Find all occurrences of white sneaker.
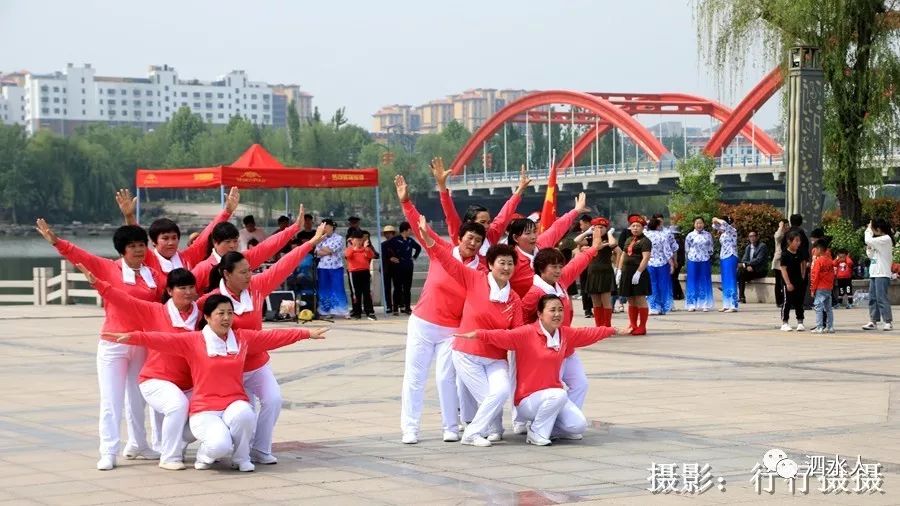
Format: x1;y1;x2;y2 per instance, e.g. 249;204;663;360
725;308;738;313
780;323;793;331
687;308;696;312
825;328;836;333
885;323;894;331
401;432;418;444
648;309;660;315
862;322;877;330
232;461;255;472
123;446;160;460
613;303;624;313
811;327;824;334
96;455;116;471
250;449;278;465
486;433;502;443
512;421;527;435
553;433;583;441
525;429;551;446
442;431;460;442
461;436;492;447
795;323;806;332
194;460;212;470
702;308;709;312
158;461;185;471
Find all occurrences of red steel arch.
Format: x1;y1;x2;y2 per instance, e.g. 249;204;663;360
704;67;784;157
448;91;670;175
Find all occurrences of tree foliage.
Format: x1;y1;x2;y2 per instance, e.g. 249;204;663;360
668;154;723;229
696;0;900;226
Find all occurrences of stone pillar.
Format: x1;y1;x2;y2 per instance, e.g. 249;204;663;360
785;46;825;226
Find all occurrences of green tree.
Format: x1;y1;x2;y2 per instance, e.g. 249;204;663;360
696;0;900;225
287;99;301;152
668;154;723;229
167;106;207;152
0;124;29;223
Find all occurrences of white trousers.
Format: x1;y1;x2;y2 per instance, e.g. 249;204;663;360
400;315;460;434
561;353;588;409
452;351;509;440
139;379;192;463
96;340;149;456
243;362;281;455
189;400;255;466
458;378;477;424
516;388;588;440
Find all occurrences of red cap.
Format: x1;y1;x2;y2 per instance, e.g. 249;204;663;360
591;217;610;227
627;214;647;225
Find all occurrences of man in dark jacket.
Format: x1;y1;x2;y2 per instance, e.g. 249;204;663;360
380;225;398;315
386;221;421;315
738;230;769;303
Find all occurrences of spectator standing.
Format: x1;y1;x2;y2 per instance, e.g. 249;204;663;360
809;241;835;333
738;230;769;303
381;226;398;315
862;219;895;331
779;230;808;332
387;221;422;315
314;219;349;318
296;214;316;242
239;215;267;252
772;219;788;307
833;249;854;308
346;230;377;320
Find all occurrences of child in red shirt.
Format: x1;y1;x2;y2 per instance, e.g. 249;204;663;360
833;249;854;308
810;241;835;333
345;229;377;320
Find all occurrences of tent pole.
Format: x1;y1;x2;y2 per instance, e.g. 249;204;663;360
136;187;141;224
284;188;289;217
220;185;225;209
374;186;387;315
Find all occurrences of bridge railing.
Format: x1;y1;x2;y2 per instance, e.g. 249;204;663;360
448;155;784;186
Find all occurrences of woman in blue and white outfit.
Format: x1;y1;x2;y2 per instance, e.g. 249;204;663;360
644;217;676;315
712;216;739;312
684;217;714;312
315;219;350;318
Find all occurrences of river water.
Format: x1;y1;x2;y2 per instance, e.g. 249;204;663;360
0;235;116;280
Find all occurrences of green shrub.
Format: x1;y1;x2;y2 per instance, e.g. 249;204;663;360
718;203;783;263
861;197;900;227
824;218;866;262
669;155;722;230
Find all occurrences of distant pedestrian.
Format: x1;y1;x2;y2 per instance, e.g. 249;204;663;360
772;219;788;307
862;219;894;331
387;221;421;315
809;240;835;333
738;230;768;303
779;230;808;332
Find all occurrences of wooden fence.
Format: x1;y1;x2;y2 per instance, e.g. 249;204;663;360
0;261;102;306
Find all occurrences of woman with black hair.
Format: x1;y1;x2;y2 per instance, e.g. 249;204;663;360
35;220;166;470
643;217;676;316
862;218;895;331
197;218;326;464
432;157;530;257
454;294;619;445
78;266;200;471
684;217;715;312
101;295;327;472
617;214;652;335
712;216;739;312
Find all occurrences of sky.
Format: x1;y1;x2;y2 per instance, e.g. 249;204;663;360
0;0;783;130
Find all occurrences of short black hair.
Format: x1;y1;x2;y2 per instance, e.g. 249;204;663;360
652;213;664;220
161;268;197;304
211;222;240;243
148;218;180;243
789;213;803;227
810;227;825;239
202;294;233;317
812;239;829;251
243;215;256;226
399;221;411;233
247;238;260;247
322;218;335;227
533;248;566;275
113;225;149;255
303;213;313;220
693;216;706;224
537;294;563;313
507;218;536;245
647;217;662;231
208;251;246;293
463;205;489;223
785;230;803;244
486;243;518;265
277;215;290;224
458;222;486;241
578;213;592;224
348;229;365;239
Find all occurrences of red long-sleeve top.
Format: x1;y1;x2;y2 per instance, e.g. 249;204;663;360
144;209;231;273
810;252;836;293
401;199;486;328
192;222;300;294
93;279;194;390
521;247;598;358
509;209;581;298
441;190;521;248
345;246;375;272
834;256;854;280
475;322;614;405
122;328;311;414
425;240;523;360
54;239;166;333
198;240;315;372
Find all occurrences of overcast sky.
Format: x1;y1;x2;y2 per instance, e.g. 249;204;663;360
0;0;782;129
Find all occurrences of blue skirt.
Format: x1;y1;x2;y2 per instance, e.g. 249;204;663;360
685;260;713;310
647;264;673;314
317;267;349;317
720;255;739;310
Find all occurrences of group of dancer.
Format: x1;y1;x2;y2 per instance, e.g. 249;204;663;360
36;188;330;472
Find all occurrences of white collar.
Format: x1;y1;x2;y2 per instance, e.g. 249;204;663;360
516;246;536;267
166;299;199;331
120;261;156;288
478;238;491;257
153;248;184;273
538;321;561;351
487;273;510;303
532;274;567;298
211;250;223;264
219;279;253;315
202;325;239;357
452;246;480;270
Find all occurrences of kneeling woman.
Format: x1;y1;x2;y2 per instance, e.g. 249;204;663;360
102;295;326;472
455;295;618;445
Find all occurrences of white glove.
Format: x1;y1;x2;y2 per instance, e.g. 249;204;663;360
631;271;642;285
615;269;622;287
608;228;615;236
892;273;898;280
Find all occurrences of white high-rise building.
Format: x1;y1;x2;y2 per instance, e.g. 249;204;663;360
0;64;313;136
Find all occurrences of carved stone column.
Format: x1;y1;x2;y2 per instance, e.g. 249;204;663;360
785;46;825;226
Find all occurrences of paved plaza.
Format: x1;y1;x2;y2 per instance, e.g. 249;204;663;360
0;302;899;505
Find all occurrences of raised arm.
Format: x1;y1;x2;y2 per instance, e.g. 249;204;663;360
421;218;477;289
90;277;159;330
487;167;529;244
397;175;449;247
566;326;616;349
103;331;195;355
461;326;531;351
115;189;139;226
181;188;238;266
439;190;463;246
244;214;301;269
242;327;326;354
537;192;587;249
37;219;118;281
253;223;323;296
559;245;598;289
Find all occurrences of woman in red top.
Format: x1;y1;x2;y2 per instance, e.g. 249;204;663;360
81;266;200;471
102;295;327;472
197;221;325;464
506;193;589;297
518;231;601;429
36;219;166;470
455;294;619;445
419;216;522;448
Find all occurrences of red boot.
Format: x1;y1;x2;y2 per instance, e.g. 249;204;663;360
600;307;614;327
592;307;604;327
626;305;638;334
631;307;649;335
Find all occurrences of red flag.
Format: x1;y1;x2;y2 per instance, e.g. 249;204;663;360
539;164;558;233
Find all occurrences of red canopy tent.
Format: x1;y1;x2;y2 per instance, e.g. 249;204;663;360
135;143;381;227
